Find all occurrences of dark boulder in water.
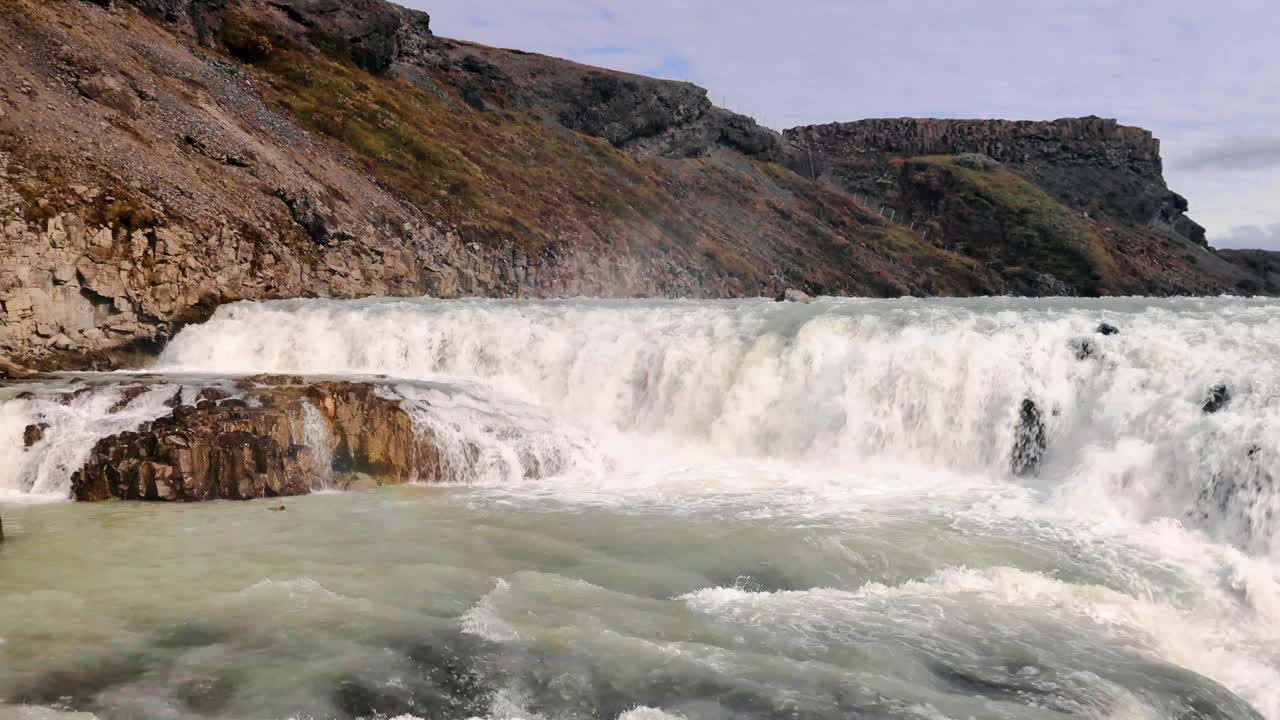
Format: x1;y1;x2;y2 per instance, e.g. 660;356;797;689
1070;338;1096;360
1203;385;1231;414
1011;399;1047;477
197;386;231;403
23;422;48;448
106;385;149;413
1096;323;1120;336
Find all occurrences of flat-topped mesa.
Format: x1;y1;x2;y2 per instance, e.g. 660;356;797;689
786;116;1163;175
786;116;1202;245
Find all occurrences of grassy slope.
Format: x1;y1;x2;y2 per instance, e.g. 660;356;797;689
215;11;989;296
903;156;1133;295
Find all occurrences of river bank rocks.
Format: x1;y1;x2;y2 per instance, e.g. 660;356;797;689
70;378;439;501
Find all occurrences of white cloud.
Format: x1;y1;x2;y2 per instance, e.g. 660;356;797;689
1177;138;1280;171
407;0;1280;239
1214;223;1280;250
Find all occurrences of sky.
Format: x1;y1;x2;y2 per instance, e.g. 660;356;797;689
404;1;1280;250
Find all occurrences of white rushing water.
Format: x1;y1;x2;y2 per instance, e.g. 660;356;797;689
153;297;1280;556
0;382;187;502
3;296;1280;720
297;401;336;490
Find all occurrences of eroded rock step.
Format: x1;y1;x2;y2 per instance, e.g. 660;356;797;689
67;375;441;501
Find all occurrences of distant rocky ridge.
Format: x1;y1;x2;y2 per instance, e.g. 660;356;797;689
781;117;1259;296
0;0;1275;374
787;117;1203;244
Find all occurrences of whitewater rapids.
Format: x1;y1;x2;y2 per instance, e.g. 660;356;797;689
1;296;1279;720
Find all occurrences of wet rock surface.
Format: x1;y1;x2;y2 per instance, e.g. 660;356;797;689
23;421;48;447
70;378;439;501
1011;399;1048;477
1070;338;1097;361
776;287;813;303
1203;384;1232;414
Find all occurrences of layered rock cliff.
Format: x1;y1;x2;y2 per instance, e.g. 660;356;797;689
0;0;1273;373
786;117;1190;236
783;118;1266;297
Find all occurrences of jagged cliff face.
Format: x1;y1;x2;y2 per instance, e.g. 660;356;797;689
0;0;1272;372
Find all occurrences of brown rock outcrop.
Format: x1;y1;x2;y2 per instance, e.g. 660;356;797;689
70;379;440;501
788;116;1163;169
23;422;48;447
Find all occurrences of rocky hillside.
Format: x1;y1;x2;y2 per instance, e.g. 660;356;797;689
785;118;1266;296
0;0;1273;373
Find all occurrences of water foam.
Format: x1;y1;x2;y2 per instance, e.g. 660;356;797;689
681;564;1279;717
155;297;1280;554
297;402;334;489
0;382;182;501
383;382;612;487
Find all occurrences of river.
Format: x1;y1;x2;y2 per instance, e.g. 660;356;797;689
1;297;1278;719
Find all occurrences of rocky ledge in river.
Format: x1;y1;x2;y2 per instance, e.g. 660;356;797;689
70;377;440;501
